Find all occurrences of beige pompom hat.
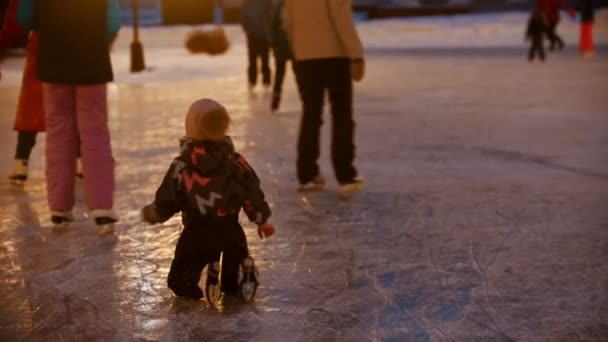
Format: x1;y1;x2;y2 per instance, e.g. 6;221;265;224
185;98;230;141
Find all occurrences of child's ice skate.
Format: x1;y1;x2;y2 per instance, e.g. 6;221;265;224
239;256;259;302
91;209;118;236
202;252;223;305
8;159;28;186
51;211;74;229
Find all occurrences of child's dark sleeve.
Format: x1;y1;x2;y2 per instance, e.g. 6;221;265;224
151;159;187;223
235;153;271;225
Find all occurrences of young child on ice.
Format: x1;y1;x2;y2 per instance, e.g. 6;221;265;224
141;98;276;303
526;10;547;62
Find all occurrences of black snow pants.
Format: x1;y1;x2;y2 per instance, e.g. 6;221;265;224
167;217;249;299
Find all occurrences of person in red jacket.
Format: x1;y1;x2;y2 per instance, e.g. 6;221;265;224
578;0;595;57
0;0;44;185
537;0;576;51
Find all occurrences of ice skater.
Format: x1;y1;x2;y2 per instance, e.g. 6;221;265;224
141;98;276;303
578;0;595;57
240;0;274;92
526;10;547;62
536;0;575;51
17;0;121;232
283;0;366;192
1;0;44;185
268;0;299;112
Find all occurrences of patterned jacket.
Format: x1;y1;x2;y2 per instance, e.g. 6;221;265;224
151;137;271;227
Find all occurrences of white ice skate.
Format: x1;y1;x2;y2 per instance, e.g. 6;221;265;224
8;159;28;186
202;252;223;305
239;256;259;302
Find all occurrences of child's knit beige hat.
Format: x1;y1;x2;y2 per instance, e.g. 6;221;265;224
185;98;230;141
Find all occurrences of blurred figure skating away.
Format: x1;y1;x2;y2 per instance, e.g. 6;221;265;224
283;0;366;193
536;0;575;51
578;0;595;57
268;0;299;112
141;98;275;302
526;9;547;62
17;0;121;232
0;0;44;185
241;0;274;92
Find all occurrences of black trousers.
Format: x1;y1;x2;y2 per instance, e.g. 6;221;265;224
294;58;357;184
167;219;249;299
246;34;271;86
272;53;300;106
14;131;38;160
546;22;564;50
528;38;545;61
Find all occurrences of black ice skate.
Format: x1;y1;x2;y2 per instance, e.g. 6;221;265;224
8;159;28;186
91;209;118;236
51;211;74;229
203;252;223;305
239;256;259;302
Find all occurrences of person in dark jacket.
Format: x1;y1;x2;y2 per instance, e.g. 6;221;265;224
141;98;276;302
269;0;298;112
17;0;121;232
241;0;274;91
578;0;595;57
526;10;547;62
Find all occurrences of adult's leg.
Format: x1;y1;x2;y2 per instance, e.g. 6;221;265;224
295;59;325;184
326;58;357;183
547;23;558;51
539;41;546;61
14;131;38;160
260;40;271;86
246;35;258;86
75;84;114;211
291;60;303;100
554;21;565;50
272;54;287;109
43;83;79;212
528;45;535;61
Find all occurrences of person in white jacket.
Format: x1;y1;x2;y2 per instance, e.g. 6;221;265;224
283;0;365;192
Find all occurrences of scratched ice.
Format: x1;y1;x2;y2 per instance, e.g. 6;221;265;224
1;11;607;341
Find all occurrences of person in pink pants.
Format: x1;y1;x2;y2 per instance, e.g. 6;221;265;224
18;0;121;231
43;85;115;221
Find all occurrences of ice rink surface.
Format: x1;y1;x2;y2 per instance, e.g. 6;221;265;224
1;11;607;341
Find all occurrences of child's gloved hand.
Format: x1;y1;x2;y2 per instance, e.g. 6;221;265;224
351;58;365;82
141;203;161;224
257;222;275;239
